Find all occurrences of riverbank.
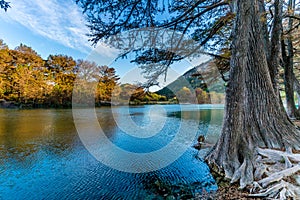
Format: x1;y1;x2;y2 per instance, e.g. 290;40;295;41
146;177;257;199
213;183;258;199
0;100;173;109
0;99;187;109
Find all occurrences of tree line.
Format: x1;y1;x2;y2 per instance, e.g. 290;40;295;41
1;39;218;107
0;40;119;108
0;39;220;107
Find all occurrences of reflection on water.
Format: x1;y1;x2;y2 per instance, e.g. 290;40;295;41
0;105;223;199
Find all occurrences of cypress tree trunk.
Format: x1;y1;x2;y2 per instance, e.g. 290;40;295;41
205;0;300;189
283;39;299;118
282;0;299;119
259;0;270;60
293;75;300;108
267;0;287;116
268;0;282;95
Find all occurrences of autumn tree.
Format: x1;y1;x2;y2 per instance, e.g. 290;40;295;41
112;83;144;104
0;40;121;107
0;41;13;99
13;44;44;70
76;60;120;104
176;87;193;103
97;66;119;102
195;88;211;104
0;43;45;101
46;55;77;106
77;0;300;198
12;65;49;105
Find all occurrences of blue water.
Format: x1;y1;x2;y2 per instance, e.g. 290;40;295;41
0;105;223;199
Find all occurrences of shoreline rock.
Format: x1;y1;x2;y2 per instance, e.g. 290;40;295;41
0;99;18;108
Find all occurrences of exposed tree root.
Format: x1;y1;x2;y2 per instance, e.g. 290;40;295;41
250;180;300;199
247;148;300;199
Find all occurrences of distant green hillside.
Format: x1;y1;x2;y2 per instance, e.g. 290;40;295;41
156;60;225;104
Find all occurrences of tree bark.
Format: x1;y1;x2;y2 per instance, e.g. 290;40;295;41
268;0;282;95
282;0;299;119
293;74;300;100
283;39;299;118
205;0;300;189
259;0;270;60
267;0;287;116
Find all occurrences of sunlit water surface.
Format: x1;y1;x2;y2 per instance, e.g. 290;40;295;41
0;105;223;199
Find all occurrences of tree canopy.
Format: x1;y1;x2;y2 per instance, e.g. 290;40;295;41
76;0;233;87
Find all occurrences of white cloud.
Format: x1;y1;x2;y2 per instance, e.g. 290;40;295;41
0;0;116;57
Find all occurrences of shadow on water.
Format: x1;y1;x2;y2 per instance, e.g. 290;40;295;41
0;105;222;199
167;106;223;144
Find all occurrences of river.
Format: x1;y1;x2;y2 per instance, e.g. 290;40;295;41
0;104;223;199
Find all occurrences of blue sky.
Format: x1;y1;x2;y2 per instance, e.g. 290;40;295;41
0;0;117;61
0;0;210;89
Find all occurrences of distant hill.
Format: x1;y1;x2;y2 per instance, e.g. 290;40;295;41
156;60;225;104
110;83;169;105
